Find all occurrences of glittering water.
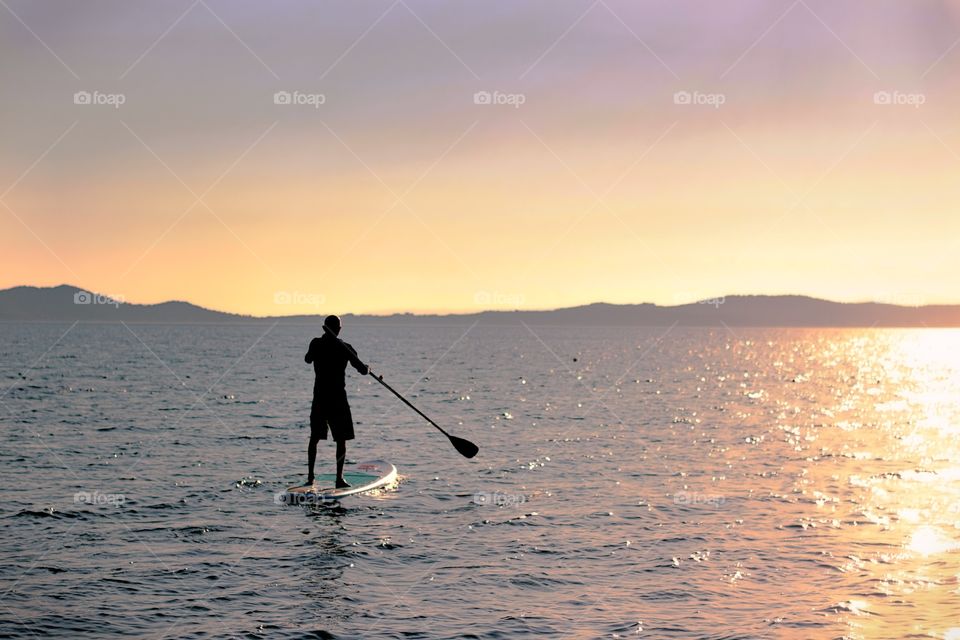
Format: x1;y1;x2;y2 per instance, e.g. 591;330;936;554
1;323;959;639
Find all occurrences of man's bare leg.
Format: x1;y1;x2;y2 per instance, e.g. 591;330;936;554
335;440;349;488
307;433;320;485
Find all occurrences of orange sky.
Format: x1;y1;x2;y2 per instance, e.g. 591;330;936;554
2;1;959;315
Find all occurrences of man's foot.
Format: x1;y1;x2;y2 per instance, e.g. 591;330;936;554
305;476;315;487
335;477;351;489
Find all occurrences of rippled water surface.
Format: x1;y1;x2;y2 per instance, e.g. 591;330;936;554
2;323;959;639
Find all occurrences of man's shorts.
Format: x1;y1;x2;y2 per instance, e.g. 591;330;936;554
310;396;355;441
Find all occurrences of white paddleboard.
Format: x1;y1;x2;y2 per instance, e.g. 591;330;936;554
279;460;397;504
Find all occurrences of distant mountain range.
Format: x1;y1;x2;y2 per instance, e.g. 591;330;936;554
1;284;959;327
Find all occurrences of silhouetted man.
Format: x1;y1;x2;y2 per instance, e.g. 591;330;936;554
304;315;368;488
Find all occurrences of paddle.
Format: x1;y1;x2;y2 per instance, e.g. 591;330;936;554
322;325;479;459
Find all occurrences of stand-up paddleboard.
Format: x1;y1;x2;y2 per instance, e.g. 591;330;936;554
279;460;397;504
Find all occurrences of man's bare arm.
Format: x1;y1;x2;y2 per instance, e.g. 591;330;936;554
305;338;319;364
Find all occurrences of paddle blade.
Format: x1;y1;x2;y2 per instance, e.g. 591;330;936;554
449;434;479;458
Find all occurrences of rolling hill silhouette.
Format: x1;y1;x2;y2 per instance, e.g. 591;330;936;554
2;284;958;326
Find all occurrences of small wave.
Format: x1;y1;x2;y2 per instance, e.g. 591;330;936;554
172;525;224;537
40;566;67;573
12;508;92;521
823;600;874;616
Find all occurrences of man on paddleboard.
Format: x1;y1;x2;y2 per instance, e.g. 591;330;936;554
304;315;369;488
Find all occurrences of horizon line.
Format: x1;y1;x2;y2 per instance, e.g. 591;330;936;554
0;283;945;319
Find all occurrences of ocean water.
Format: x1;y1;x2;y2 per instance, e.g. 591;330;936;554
1;323;959;639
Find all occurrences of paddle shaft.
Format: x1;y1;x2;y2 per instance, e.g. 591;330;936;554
369;372;451;437
321;324;450;437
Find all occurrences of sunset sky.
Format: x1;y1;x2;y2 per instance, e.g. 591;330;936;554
2;1;960;315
